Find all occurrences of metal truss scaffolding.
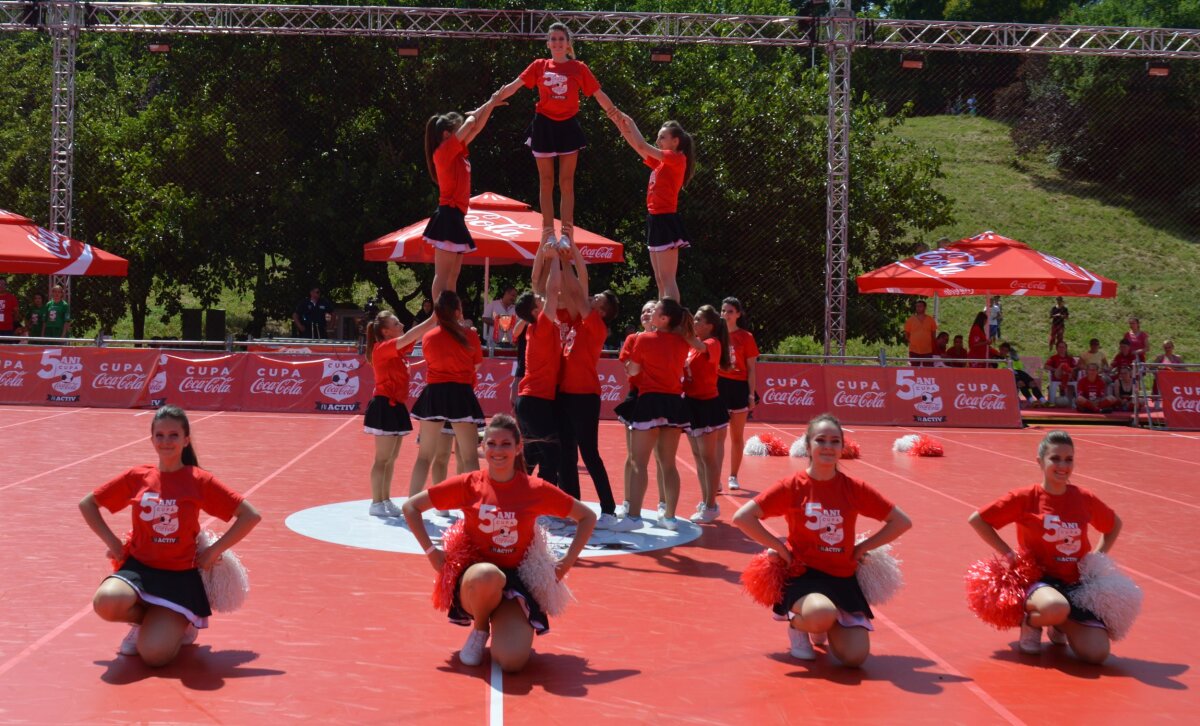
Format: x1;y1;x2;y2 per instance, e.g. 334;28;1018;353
4;2;1199;347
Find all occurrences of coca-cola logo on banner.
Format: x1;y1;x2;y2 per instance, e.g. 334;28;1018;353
599;372;624;403
579;245;615;262
178;363;235;396
249;365;306;397
1169;385;1200;414
36;348;83;401
895;369;945;422
316;359;361;411
761;376;817;407
953;381;1010;411
0;358;28;388
831;378;887;409
91;360;149;392
29;226;73;259
474;370;504;401
913;247;988;277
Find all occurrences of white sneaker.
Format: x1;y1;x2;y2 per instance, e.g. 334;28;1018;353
1019;621;1042;654
1047;626;1068;645
728;476;740;491
810;630;827;646
698;505;720;523
181;624;198;646
557;234;572;251
608;515;643;532
658;514;678;531
368;501;390;518
459;629;489;666
383;499;402;517
657;501;667;520
118;626;140;656
615;501;630;518
595;512;620;530
788;627;816;660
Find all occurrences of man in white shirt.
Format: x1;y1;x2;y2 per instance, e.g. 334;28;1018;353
482;285;518;346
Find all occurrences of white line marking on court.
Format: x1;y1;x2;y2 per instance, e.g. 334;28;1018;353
489;660;504;726
0;406;87;430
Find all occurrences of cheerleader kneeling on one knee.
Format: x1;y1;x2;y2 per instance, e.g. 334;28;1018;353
79;405;261;666
733;413;912;666
402;414;597;673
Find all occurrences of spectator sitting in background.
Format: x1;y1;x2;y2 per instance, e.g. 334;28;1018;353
1111;339;1137;373
0;277;17;341
1077;338;1110;381
998;342;1046;407
1048;296;1068;350
932;331;949;366
1110;366;1138;411
945;334;968;367
1044;341;1077;406
293;286;334;339
1122;317;1149;363
903;300;937;366
1075;363;1116;413
42;284;71;339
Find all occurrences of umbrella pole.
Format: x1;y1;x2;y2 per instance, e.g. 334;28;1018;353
933;296;939;324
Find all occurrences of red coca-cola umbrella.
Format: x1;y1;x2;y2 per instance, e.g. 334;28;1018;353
0;209;128;276
855;231;1117;298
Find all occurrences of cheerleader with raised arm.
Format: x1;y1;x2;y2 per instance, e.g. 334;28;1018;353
685;304;731;523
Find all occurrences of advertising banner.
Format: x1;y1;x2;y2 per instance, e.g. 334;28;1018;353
823;366;892;425
750;364;826;423
886;366;1021;427
1159;371;1200;429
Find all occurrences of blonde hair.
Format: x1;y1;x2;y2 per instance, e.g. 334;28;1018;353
365;310;399;361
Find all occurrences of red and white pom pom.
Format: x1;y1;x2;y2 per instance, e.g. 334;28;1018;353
1070;552;1143;641
744;435;769;457
840;437;862;459
741;549;806;608
893;434;944;457
854;534;904;605
789;437;808;458
517;525;575;617
433;520;482;611
964;551;1043;629
760;433;789;456
195;530;251;613
108;531;132;572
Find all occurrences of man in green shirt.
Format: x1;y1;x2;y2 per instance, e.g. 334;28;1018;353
42;284;71;338
26;292;46;338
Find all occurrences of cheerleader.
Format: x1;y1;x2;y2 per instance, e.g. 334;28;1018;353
409;291;485;496
612;112;696;301
78;406;262;665
718;297;758;491
968;430;1122;663
492;22;619;247
555;239;623;529
363;310;436;516
614;301;669;521
733;414;911;665
622;298;706;531
685;305;731;523
401;414;597;672
423;94;505;299
513;244;566;484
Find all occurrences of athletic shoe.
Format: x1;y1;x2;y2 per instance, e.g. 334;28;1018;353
459;629;490;666
608;515;643;532
557;234;572;251
728;476;740;491
180;624;198;646
788;627;816;660
1018;621;1042;654
810;631;828;646
657;501;667;520
595;513;620;530
368;501;390;518
689;504;720;523
615;501;630;518
382;499;402;517
118;626;141;656
543;232;557;248
1047;626;1068;646
659;516;679;532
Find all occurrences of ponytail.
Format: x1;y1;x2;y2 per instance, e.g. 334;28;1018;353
153;405;199;468
697;304;731;370
365;310;399;363
434;290;469;348
424;113;464;184
663;120;695;186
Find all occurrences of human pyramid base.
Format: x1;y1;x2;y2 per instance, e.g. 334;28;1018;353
77;22;1141;681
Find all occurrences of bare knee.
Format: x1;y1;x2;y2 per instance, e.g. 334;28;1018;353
138;642;181;668
494;648;531;673
462;564;507;595
92;583;138;622
1029;600;1070;625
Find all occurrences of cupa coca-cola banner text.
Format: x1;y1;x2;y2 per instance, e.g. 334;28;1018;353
1158;371;1200;429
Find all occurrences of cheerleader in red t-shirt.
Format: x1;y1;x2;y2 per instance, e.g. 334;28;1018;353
402;414;597;672
718;297;759;491
79;406;262;666
423;95;505;299
734;414;912;665
613;112;696;302
685;305;731;523
968;430;1122;663
614;300;669;520
492;23;619;248
363;309;437;517
622;298;707;531
409;291;485;496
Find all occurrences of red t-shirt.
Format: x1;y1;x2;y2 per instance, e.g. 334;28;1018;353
629;331;690;395
718;328;759;381
620;332;642;390
1076;377;1107;399
684;337;721;400
433;135;471;213
1111;351;1137;370
372;340;414;404
1045;354;1077;383
1123;331;1149;361
93;465;244;571
0;292;17;331
423;325;482;385
519;58;601;122
645;150;687;215
978;483;1116;583
427;470;575;569
559;310;607;396
754;471;895;578
518;312;563;399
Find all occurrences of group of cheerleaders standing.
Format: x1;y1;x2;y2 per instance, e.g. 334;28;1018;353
77;22;1134;676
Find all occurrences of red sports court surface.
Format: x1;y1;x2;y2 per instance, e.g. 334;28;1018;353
1;405;1195;723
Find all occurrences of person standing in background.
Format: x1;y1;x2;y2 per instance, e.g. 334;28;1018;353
0;277;17;341
42;284;70;339
986;296;1002;343
1048;297;1068;350
903;300;937;366
293;286;334;339
26;292;46;339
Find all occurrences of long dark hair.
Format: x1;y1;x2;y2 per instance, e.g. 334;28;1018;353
365;310;399;361
657;297;685;330
424;112;464;183
434;290;468;348
722;296;748;331
804;413;844;456
972;311;988;330
597;290;619;324
696;304;731;370
662;120;696;186
153;405;199;467
514;290;538;325
486;413;526;474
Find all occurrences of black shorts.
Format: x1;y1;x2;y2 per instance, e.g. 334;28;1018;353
773;567;874;622
423;205;476;253
108;556;212;627
625;391;689;430
685;395;730;437
448;566;550;635
411;382;485;424
717;377;752;414
363;395;413;436
526;113;587;157
1032;577;1105;626
646;212;691;253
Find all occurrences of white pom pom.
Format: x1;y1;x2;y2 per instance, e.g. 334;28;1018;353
1070;552;1143;641
744;435;769;457
789;437;808;458
517;525;574;617
195;530;250;613
892;434;920;453
854;533;904;605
